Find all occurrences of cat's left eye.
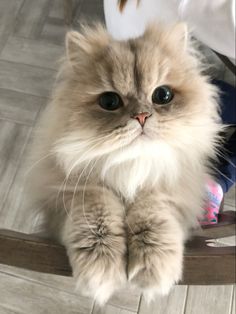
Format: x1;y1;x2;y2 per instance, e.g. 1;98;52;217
152;85;174;105
99;92;123;111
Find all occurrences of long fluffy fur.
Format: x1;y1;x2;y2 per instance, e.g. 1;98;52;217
27;23;222;304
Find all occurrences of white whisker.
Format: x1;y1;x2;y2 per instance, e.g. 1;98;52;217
26;152;56;176
211;166;235;185
55;134;114;219
82;158;100;236
215;149;236;169
70;158;93;212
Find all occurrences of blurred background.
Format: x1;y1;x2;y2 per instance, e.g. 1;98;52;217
0;1;235;313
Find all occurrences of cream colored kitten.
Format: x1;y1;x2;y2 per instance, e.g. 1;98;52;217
28;23;221;304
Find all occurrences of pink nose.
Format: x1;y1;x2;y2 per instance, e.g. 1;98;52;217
133;112;151;126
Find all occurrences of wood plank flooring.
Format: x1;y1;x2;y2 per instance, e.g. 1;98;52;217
0;1;235;313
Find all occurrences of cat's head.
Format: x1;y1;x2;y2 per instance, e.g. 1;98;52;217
53;23;221;196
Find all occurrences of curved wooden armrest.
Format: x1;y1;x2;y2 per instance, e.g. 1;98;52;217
0;223;235;285
195;211;236;238
0;230;71;276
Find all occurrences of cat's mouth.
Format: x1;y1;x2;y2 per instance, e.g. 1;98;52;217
140;132;151;140
138;125;153;138
130;129;152;144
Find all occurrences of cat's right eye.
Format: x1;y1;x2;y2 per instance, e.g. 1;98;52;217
152;85;174;105
99;92;123;111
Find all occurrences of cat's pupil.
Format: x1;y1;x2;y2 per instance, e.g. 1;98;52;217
152;85;174;105
99;92;123;111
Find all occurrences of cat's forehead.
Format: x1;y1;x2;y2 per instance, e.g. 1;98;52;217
101;39;171;98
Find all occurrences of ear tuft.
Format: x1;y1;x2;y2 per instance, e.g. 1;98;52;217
66;31;81;52
170;22;188;51
65;31;84;64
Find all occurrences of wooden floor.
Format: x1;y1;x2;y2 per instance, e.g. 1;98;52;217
0;1;235;313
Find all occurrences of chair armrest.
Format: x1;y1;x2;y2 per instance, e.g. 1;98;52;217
0;228;235;285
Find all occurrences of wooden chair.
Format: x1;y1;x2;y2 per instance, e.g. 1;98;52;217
0;210;235;285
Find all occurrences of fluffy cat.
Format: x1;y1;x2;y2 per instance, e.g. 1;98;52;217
28;23;221;304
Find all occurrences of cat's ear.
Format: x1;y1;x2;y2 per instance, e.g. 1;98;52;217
66;31;83;64
169;23;188;51
66;25;109;67
144;23;188;52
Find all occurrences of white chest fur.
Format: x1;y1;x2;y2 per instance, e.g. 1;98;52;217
101;139;180;201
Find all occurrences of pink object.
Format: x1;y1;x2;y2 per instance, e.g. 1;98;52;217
200;180;224;225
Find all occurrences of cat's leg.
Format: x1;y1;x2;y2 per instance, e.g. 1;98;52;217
62;186;127;305
126;191;184;302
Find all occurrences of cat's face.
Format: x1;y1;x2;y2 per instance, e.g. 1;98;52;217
53;24;220;197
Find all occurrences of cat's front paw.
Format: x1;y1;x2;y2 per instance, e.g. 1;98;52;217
67;223;127;305
74;248;127;305
128;226;183;302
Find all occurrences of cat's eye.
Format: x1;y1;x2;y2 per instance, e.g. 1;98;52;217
152;85;174;105
99;92;123;111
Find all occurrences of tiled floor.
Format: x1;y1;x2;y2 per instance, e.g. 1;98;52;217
0;1;235;313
